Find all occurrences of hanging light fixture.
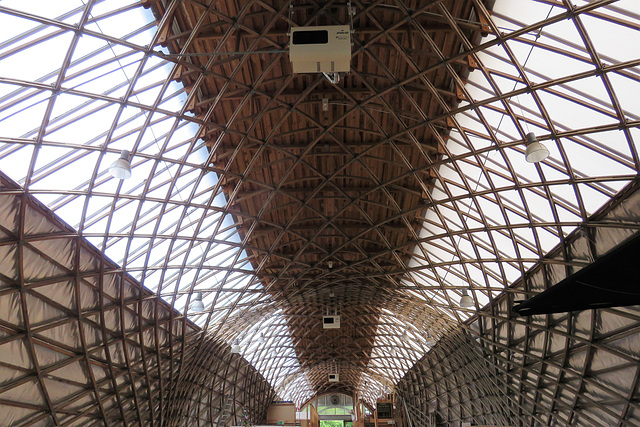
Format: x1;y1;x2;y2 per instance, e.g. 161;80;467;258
459;289;474;308
256;332;266;344
425;331;435;346
109;149;132;179
231;339;242;354
401;332;409;342
524;132;549;163
189;292;205;312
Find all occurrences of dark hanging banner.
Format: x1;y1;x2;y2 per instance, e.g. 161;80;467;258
514;233;640;316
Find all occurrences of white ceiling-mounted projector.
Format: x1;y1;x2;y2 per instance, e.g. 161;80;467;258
323;315;340;329
289;25;351;74
328;373;339;382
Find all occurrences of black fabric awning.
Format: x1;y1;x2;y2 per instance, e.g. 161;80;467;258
514;233;640;316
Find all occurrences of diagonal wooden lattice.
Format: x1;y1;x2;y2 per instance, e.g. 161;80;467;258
0;0;638;423
397;180;640;426
0;172;275;426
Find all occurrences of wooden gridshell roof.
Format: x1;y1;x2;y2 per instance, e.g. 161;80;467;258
147;0;491;400
0;0;640;425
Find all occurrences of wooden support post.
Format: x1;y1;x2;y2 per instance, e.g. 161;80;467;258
374;404;378;427
456;85;466;102
479;12;492;36
466;55;478;70
446;116;456;129
183;85;197;112
140;0;158;8
157;20;172;45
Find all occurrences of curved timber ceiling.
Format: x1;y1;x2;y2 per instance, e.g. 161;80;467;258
0;0;639;408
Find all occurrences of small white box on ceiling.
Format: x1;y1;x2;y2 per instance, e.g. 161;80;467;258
323;315;340;329
289;25;351;74
328;373;339;382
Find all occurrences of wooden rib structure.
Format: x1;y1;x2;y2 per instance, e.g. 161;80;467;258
148;0;483;397
0;0;639;425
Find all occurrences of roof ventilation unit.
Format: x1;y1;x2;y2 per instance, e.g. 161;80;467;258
328;374;340;382
289;25;351;73
323;315;340;329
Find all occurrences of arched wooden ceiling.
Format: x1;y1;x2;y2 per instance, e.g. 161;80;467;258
146;0;487;400
0;0;638;414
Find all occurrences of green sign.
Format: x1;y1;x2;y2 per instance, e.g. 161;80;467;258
276;421;284;425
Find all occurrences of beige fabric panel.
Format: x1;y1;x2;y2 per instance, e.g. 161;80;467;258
0;173;275;426
397;181;640;426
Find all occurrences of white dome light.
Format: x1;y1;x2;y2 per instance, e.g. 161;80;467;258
524;133;550;163
189;292;205;312
108;149;132;179
459;289;474;308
